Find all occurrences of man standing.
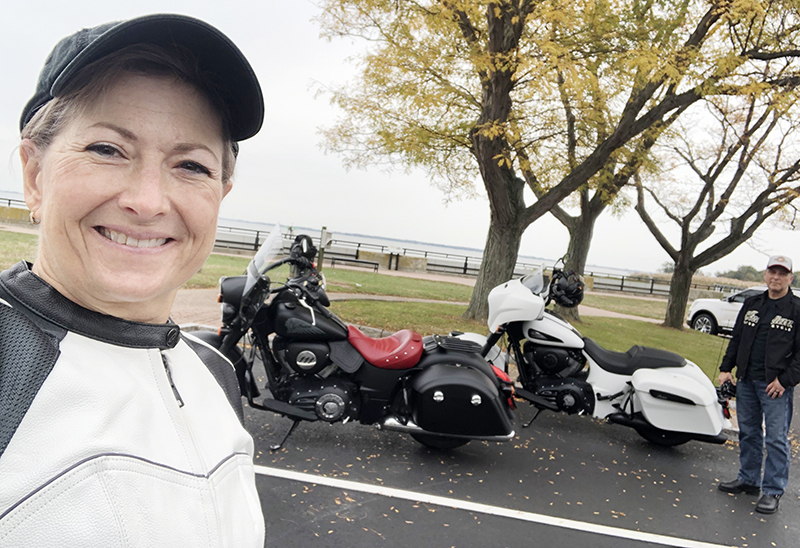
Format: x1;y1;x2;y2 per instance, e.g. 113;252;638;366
718;255;800;514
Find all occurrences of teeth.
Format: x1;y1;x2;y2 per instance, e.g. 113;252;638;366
100;227;167;249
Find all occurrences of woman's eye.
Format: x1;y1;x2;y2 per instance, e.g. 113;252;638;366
178;161;212;176
86;143;121;157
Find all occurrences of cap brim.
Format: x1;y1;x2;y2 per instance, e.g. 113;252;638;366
51;14;263;141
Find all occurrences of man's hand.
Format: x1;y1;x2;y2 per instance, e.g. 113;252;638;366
718;371;735;386
767;378;785;399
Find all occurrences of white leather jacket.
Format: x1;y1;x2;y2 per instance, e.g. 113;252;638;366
0;262;265;547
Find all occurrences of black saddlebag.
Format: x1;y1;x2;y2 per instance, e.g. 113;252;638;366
411;364;513;437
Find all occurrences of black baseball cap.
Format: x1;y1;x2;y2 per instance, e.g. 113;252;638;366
20;13;264;141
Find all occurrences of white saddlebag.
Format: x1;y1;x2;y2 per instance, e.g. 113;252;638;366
632;365;728;436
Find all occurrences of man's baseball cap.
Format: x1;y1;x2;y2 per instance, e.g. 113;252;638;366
20;14;264;142
767;255;793;272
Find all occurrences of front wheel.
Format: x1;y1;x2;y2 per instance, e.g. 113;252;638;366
411;433;469;450
691;313;718;335
635;426;692;447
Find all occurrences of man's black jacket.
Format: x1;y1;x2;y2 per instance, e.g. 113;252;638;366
720;289;800;387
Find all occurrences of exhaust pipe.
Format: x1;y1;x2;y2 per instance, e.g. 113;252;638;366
378;417;515;442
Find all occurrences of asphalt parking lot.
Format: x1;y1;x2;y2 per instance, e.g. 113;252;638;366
156;273;799;547
245;394;800;548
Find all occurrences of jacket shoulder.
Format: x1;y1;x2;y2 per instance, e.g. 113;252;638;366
743;291;767;306
182;332;244;425
0;301;60;459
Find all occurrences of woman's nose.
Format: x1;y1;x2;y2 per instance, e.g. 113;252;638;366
117;165;171;218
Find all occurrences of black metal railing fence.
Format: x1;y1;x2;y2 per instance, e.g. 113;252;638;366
213;225;740;296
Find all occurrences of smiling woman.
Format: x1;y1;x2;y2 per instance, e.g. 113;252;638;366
21;71;230;322
0;14;265;547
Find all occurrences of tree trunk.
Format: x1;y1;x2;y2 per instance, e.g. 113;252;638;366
554;208;596;322
664;257;694;329
464;216;524;320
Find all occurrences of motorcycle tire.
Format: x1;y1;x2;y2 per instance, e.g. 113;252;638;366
410;433;469;450
635;426;692;447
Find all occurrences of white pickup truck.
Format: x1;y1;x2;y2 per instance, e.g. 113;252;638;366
687;286;800;335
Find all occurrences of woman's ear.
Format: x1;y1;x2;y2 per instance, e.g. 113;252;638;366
222;179;233;200
20;139;43;217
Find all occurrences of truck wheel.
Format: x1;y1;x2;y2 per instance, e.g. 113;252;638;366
635;426;692;447
691;313;718;335
411;433;469;450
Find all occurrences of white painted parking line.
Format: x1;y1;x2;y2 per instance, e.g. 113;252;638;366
254;466;732;548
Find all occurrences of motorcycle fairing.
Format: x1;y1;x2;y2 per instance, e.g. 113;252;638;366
582;338;685;375
487;278;545;333
347;326;423;369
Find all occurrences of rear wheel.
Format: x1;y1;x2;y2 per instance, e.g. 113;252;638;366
691;313;718;335
411;433;469;450
635;426;692;447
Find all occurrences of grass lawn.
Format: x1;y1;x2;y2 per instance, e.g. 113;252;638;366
330;300;488;336
186;255;474;301
184;254;251;288
582;292;668;320
321;267;473;302
0;231;38;268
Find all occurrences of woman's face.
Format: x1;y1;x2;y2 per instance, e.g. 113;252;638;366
20;73;231;323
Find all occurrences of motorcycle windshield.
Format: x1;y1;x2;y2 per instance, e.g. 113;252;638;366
521;267;546;295
252;224;284;275
244;224;283;295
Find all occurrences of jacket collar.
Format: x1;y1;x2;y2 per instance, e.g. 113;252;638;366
759;288;795;307
0;262;181;349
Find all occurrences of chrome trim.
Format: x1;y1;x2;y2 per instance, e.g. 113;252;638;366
377;417;515;442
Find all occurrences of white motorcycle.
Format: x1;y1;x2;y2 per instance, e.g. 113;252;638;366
461;262;732;446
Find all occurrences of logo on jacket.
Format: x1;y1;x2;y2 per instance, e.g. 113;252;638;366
771;315;794;331
744;310;759;327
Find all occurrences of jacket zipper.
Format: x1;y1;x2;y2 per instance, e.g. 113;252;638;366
161;353;185;407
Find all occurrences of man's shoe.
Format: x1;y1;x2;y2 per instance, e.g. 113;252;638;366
718;479;760;495
755;494;781;514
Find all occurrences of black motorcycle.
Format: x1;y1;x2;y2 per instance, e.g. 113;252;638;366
195;227;515;450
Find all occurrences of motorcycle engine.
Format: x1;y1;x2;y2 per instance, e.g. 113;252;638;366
273;337;332;376
288;377;359;422
523;342;585;378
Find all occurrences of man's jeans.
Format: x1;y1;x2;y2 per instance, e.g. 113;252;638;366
736;378;794;496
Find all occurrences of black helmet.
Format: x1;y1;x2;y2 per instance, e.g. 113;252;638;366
550;269;584;308
290;235;317;262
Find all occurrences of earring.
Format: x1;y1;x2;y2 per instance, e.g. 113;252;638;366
29;212;40;225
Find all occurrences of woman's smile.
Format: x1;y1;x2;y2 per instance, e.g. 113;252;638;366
95;226;171;249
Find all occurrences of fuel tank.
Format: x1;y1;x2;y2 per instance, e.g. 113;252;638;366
270;293;348;341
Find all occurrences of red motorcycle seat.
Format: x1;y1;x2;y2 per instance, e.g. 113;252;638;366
347;326;424;369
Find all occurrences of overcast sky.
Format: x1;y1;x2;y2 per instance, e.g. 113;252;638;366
1;0;797;274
